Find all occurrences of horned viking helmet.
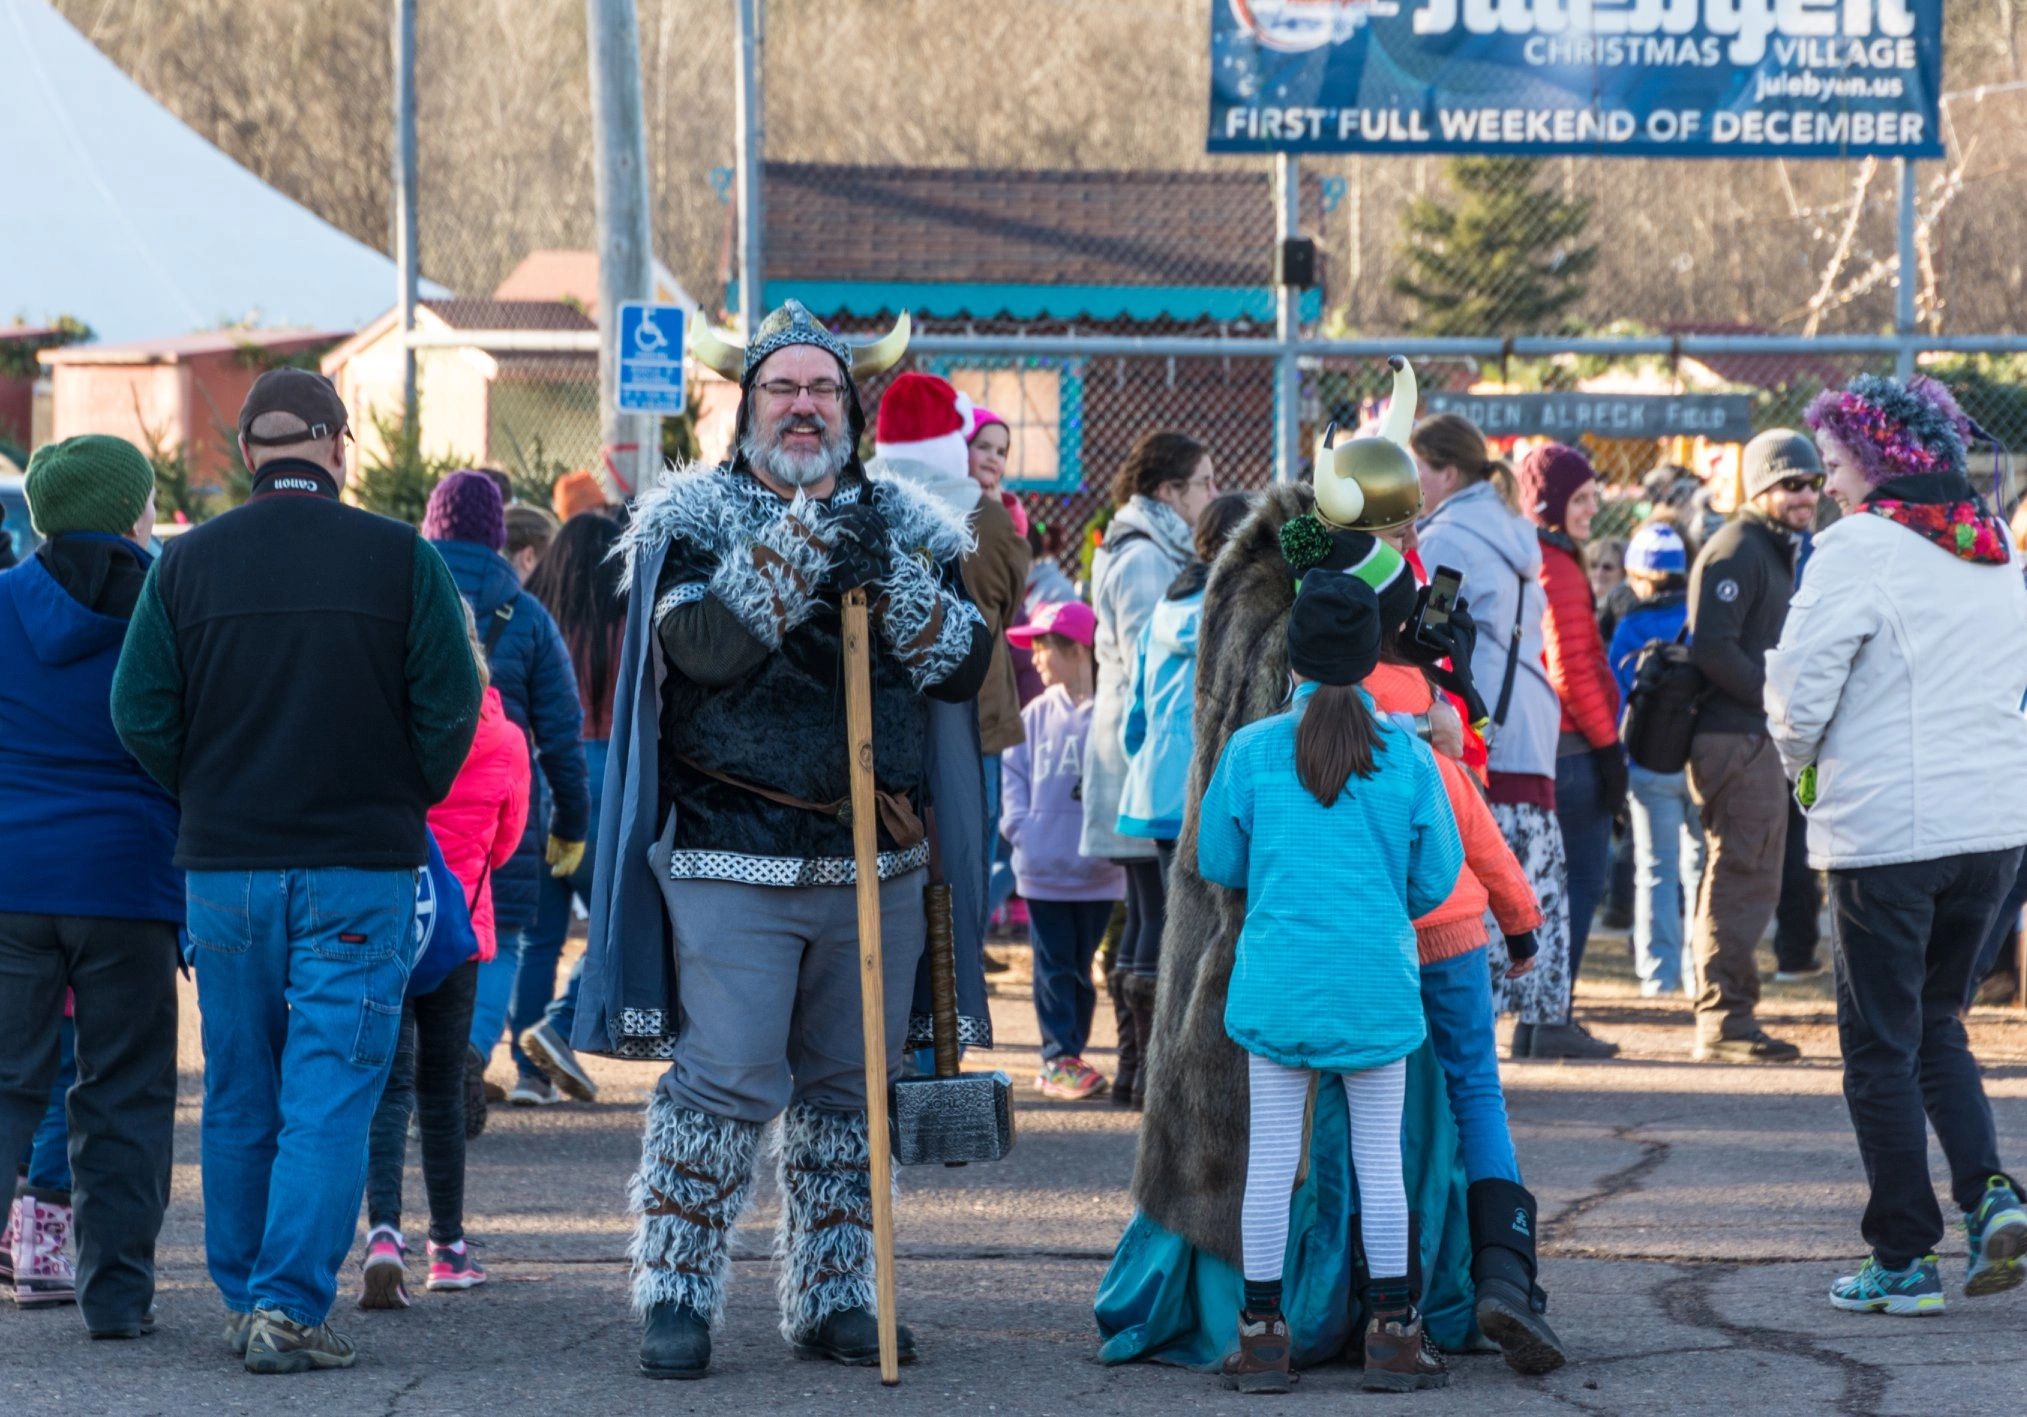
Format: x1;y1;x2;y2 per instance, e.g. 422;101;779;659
1312;356;1422;534
689;299;912;385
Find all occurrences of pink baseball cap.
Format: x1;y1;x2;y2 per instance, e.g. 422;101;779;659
968;405;1008;444
1005;600;1095;649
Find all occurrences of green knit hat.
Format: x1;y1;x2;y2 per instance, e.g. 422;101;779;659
24;435;155;538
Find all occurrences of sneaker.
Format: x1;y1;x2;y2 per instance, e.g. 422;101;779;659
1220;1307;1296;1394
509;1076;561;1107
223;1309;257;1354
1965;1176;2027;1297
1695;1030;1801;1064
1035;1057;1109;1101
12;1192;76;1307
1362;1301;1450;1391
1773;962;1826;983
1527;1021;1620;1060
426;1239;488;1291
244;1306;358;1373
519;1019;599;1101
1974;972;2020;1008
1829;1254;1944;1315
359;1225;410;1310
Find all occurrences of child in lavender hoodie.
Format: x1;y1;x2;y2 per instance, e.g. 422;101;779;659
1003;601;1126;1101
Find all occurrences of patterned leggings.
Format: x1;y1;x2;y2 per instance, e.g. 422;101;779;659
1240;1053;1409;1283
1486;801;1574;1026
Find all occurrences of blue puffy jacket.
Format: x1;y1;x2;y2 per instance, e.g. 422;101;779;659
1115;565;1206;841
430;538;588;935
1607;591;1690;704
0;538;181;922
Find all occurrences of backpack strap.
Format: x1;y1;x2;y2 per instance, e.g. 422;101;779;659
1488;571;1527;739
481;602;514;656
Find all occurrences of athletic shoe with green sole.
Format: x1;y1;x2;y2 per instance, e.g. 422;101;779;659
244;1307;358;1374
223;1309;257;1354
1965;1175;2027;1297
1828;1254;1944;1315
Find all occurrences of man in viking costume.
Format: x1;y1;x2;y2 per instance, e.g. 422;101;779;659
571;302;995;1380
1095;363;1563;1375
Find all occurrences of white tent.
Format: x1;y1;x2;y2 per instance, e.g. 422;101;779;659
1;0;409;344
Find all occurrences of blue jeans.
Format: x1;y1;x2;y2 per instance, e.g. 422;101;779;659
188;868;415;1326
1628;765;1705;997
1027;899;1112;1062
984;754;1017;920
1556;750;1614;987
24;1018;74;1191
1420;946;1520;1184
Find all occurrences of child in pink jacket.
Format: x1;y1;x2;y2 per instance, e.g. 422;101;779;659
361;622;530;1308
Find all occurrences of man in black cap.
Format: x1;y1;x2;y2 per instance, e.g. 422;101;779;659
113;368;481;1374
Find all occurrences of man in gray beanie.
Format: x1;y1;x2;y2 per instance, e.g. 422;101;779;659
1683;429;1822;1063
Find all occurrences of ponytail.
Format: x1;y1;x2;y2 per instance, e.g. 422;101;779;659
1412;413;1516;508
1294;682;1385;807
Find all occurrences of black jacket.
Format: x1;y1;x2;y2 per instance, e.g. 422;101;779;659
1687;510;1798;736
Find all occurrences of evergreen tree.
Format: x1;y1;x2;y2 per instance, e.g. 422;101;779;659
352;403;471;526
1392;156;1597;337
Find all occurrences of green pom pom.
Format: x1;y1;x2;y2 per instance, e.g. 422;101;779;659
1279;514;1332;574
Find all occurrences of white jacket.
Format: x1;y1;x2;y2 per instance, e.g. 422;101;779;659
1764;507;2027;871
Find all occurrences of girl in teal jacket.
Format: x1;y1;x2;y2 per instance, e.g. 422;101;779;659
1195;572;1463;1396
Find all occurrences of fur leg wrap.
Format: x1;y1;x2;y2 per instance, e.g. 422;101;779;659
872;551;983;691
627;1094;760;1322
774;1103;880;1342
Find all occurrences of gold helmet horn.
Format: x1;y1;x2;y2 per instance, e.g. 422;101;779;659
686;309;912;382
1311;356;1423;533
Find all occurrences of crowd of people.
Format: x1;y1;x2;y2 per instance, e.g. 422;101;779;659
3;314;2026;1394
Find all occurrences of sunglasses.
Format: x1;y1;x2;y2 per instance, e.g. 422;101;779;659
1778;475;1825;493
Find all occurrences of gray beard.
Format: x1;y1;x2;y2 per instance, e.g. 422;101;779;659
741;425;851;489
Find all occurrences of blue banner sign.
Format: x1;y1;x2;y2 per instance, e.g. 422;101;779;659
1210;0;1942;159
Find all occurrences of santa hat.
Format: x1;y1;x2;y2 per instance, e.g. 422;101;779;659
875;373;974;484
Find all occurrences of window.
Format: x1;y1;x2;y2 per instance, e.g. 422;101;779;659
923;356;1086;493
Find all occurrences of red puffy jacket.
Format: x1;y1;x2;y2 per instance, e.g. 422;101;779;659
426;687;531;961
1538;537;1620;749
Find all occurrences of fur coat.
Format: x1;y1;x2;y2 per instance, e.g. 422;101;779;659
1131;483;1312;1263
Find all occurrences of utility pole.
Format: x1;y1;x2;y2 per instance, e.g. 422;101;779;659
1273;154;1301;483
1894;158;1917;380
587;0;657;498
734;0;765;336
392;0;418;427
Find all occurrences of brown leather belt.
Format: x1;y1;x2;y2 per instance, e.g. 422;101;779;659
674;756;926;850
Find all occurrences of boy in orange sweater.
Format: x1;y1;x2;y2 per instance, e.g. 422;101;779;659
1361;549;1569;1379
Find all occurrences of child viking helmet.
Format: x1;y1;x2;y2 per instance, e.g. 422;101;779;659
689;299;912;385
1312;356;1422;534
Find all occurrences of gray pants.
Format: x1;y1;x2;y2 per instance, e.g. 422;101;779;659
655;870;927;1123
1687;731;1789;1043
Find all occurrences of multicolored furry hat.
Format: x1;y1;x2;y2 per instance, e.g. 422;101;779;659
1805;374;1973;484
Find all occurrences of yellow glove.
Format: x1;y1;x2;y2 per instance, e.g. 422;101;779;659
545;835;586;878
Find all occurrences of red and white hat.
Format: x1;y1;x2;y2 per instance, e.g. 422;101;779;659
875;373;974;483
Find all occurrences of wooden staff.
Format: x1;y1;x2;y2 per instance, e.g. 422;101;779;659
839;586;900;1385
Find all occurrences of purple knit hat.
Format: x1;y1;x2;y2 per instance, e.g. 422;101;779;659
1517;443;1598;530
423;470;506;550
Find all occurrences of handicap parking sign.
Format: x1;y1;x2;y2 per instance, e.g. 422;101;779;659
616;301;687;415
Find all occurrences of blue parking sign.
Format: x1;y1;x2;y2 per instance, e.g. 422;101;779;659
616;302;687;415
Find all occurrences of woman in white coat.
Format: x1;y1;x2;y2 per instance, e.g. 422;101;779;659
1767;373;2027;1316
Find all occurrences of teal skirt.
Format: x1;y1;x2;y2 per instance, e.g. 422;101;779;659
1093;1037;1478;1369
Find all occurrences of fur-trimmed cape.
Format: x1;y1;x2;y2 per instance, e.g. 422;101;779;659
1131;483;1310;1263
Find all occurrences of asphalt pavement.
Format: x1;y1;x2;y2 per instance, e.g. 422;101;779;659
7;928;2027;1415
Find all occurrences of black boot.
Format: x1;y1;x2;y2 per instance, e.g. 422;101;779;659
777;1106;920;1366
639;1301;712;1379
1108;968;1140;1107
1467;1179;1568;1376
1122;974;1157;1110
793;1306;919;1366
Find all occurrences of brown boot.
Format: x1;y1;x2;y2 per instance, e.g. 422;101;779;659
1220;1307;1296;1394
1362;1295;1449;1393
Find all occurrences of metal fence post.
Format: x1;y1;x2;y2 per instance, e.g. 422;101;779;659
1273;154;1300;483
392;0;418;426
735;0;765;337
587;0;657;499
1896;158;1917;381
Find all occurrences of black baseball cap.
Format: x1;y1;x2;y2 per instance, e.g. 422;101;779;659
238;368;350;447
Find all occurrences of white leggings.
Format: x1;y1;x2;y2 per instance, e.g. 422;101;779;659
1241;1053;1408;1283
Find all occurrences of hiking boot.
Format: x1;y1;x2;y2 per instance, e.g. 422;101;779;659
358;1225;410;1310
1829;1254;1944;1315
1695;1030;1801;1064
12;1191;76;1307
1362;1300;1450;1392
1528;1021;1620;1060
639;1301;712;1379
509;1076;561;1107
223;1309;258;1354
1220;1307;1296;1394
519;1019;599;1101
465;1045;490;1139
243;1307;358;1373
1036;1056;1109;1101
425;1239;487;1291
1964;1175;2027;1297
791;1306;918;1366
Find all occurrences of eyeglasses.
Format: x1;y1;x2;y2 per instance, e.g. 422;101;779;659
1778;475;1826;493
757;379;845;405
1184;473;1219;492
